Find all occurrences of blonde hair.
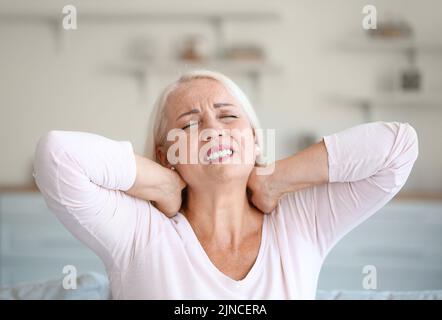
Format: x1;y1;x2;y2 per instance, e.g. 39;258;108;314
144;69;265;166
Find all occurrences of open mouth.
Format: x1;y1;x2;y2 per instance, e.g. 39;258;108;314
205;144;235;163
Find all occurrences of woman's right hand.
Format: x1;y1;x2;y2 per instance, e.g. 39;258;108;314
125;154;187;217
152;169;187;217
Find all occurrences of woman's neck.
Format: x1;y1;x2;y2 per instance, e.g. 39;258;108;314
182;181;262;249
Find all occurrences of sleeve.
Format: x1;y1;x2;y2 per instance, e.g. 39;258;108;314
277;121;419;260
33;130;158;271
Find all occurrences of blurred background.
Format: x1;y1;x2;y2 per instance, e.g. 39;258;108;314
0;0;441;296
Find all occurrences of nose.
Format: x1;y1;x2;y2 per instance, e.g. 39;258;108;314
199;113;227;142
201;128;225;142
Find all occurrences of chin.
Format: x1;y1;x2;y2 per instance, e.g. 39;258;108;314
205;163;253;181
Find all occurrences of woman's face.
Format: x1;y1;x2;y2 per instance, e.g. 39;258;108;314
157;78;258;187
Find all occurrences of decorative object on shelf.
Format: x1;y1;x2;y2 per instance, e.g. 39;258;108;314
95;10;281;103
400;66;421;91
400;47;421;91
223;44;265;61
177;34;211;62
366;13;413;39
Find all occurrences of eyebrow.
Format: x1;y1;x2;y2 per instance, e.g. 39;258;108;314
176;103;236;121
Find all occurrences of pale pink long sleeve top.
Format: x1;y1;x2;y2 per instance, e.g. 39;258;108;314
32;121;419;299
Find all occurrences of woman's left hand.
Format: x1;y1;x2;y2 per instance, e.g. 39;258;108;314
247;165;282;214
247;161;317;214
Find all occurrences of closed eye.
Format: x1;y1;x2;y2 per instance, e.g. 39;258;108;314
220;115;239;119
182;121;199;130
182;115;238;130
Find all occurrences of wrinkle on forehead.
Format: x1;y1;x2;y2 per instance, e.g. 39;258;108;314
165;78;236;117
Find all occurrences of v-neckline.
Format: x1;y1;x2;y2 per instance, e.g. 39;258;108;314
174;212;268;286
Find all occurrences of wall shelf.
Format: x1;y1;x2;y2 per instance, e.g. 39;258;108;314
0;9;282;102
103;59;282;104
106;59;281;74
338;37;442;54
0;10;281;55
0;11;281;24
332;35;442;122
0;10;281;52
327;92;442;121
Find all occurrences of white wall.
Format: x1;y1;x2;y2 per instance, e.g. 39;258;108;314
1;0;441;192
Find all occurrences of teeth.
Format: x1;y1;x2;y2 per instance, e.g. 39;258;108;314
207;149;233;161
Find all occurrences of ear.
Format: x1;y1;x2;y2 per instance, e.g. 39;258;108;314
252;127;261;146
156;146;169;168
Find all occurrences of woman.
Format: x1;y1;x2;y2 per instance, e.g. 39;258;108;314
33;70;419;299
